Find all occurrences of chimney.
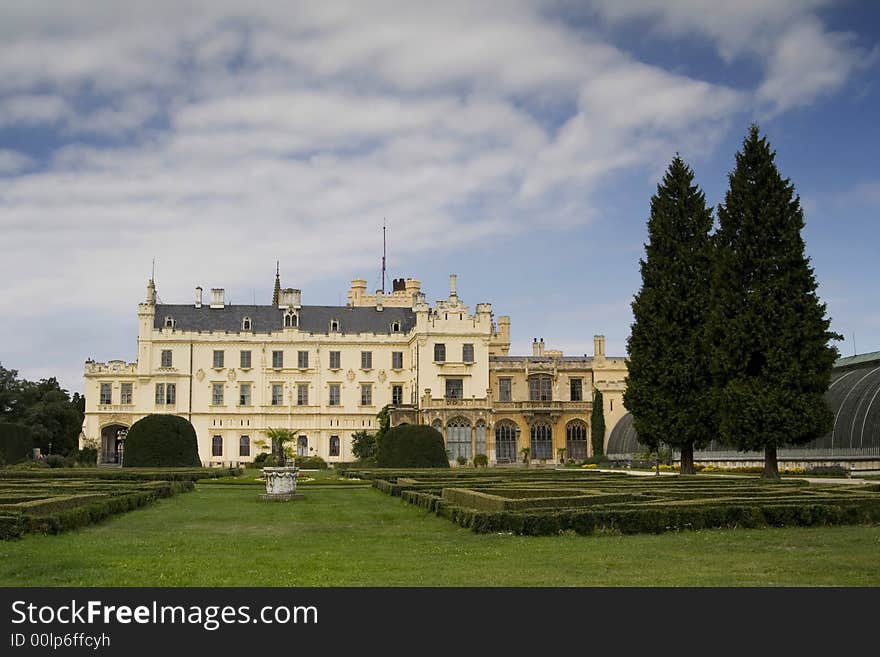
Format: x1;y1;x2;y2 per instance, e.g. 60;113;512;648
539;338;545;356
210;288;225;309
594;335;606;359
449;274;458;299
533;338;540;357
195;286;203;308
278;288;301;310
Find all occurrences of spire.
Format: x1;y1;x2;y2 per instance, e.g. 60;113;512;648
272;261;281;306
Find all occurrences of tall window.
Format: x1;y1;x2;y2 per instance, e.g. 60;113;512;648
165;383;176;405
100;383;112;404
120;383;132;405
298;350;309;368
566;421;588;461
213;350;224;368
212;435;223;457
297;435;308;457
445;378;463;399
242;317;252;331
328;384;340;406
447;417;471;461
272;350;283;368
155;383;164;405
498;378;512;402
271;384;283;406
239;383;251;406
529;376;553;401
329;435;340;457
361;351;372;369
284;311;297;328
462;343;474;363
434;343;446;362
570;378;583;402
239;436;250;457
495;421;518;463
360;384;372;406
530;422;553;460
297;383;309;406
392;351;403;369
329;351;341;369
475;421;487;456
212;383;224;405
161;350;172;368
392;384;403;405
240;350;251;369
330;319;339;332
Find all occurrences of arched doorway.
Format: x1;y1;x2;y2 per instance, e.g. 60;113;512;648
495;421;519;463
530;421;553;460
566;420;588;461
447;417;472;461
100;424;128;465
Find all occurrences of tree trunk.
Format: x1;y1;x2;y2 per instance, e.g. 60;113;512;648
763;444;779;479
680;443;695;475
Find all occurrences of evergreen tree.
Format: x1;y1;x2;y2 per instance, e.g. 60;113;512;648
624;155;714;474
707;125;841;478
590;389;605;457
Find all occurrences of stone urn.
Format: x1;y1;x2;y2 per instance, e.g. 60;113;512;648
259;466;304;501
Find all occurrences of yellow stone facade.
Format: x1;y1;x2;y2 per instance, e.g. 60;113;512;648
82;274;627;466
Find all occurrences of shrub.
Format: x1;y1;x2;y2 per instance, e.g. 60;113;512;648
473;454;489;468
122;415;201;467
296;455;328;470
456;456;468;467
376;425;450;468
0;423;34;466
44;454;67;468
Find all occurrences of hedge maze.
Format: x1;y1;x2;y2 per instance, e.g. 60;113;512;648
0;467;238;540
348;469;880;536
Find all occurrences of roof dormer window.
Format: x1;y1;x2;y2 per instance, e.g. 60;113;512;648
284;311;298;328
164;316;175;328
242;316;252;331
390;321;401;332
330;319;340;332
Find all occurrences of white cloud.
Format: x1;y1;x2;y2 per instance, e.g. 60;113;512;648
0;149;33;174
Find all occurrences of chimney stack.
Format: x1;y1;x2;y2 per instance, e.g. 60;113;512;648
210;288;225;309
594;335;606;359
449;274;458;299
195;286;203;308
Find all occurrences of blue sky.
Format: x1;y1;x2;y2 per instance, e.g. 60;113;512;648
1;0;878;395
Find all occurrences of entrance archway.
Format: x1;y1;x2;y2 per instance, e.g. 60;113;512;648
100;424;128;465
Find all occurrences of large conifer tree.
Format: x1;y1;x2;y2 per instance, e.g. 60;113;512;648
624;155;714;474
708;125;840;478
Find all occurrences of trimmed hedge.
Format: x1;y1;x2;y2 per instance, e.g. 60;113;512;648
123;414;201;467
0;423;33;465
376;425;450;468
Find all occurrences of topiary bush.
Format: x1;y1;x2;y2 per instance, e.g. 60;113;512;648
376;425;450;468
296;455;328;470
0;423;34;466
122;414;201;467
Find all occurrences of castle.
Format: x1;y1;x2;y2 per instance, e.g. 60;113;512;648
82;270;628;466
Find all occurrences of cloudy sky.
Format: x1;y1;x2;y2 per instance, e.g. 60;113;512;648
1;0;878;395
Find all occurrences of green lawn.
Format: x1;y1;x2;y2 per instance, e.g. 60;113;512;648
1;484;878;586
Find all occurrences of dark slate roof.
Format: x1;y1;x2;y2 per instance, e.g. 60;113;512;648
154;304;416;335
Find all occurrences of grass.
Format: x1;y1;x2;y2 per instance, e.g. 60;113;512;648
1;484;878;586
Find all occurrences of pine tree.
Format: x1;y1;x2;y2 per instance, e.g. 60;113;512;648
624;155;714;474
707;125;841;478
590;389;605;457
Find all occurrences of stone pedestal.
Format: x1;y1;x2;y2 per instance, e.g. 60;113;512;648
259;466;304;501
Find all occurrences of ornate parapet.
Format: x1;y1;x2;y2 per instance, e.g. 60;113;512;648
85;360;137;376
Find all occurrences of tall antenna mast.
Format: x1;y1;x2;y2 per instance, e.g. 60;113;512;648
382;219;387;294
151;258;155;281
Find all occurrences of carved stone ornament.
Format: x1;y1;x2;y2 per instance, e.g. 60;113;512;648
227;369;237;382
195;368;205;382
378;369;387;382
346;368;356;382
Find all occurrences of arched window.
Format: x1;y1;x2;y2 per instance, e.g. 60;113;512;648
212;435;223;457
284;311;298;328
475;421;487;456
495;421;518;463
242;317;252;331
330;319;340;332
528;375;553;401
390;321;401;332
447;417;471;461
566;420;588;461
239;435;250;457
164;316;174;328
530;422;553;460
297;435;308;457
